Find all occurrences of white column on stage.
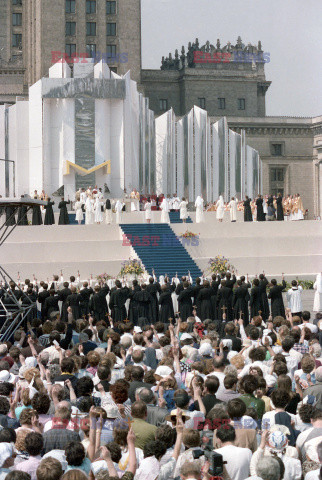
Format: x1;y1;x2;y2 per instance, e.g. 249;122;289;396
241;129;246;200
212;122;219;201
187;109;194;202
246;145;254;198
29;80;43;192
194;106;208;200
0;106;6;196
213;117;228;201
155;111;168;195
176;119;184;199
12;101;30;196
229;129;236;199
207;118;212;202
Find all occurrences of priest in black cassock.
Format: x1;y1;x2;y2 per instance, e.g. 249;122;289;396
32;191;43;225
232;280;250;326
146;276;161;323
66;286;81;320
89;283;110;321
128;280;141;324
177;281;193;321
133;284;153;319
217;280;233;321
198;280;213;321
58;198;70;225
258;273;269;320
44;198;55;225
250;278;261;318
276;193;284;221
58;281;72;321
256;195;265;222
109;280;128;322
243;196;253;222
159;285;174;323
79;282;93;317
268;276;286;318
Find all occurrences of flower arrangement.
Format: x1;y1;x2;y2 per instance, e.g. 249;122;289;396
205;255;235;275
96;273;111;283
179;231;199;239
119;258;145;277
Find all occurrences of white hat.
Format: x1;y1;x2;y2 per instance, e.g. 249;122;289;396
133;326;142;333
43;450;68;471
155;366;173;378
199;343;213;356
0;370;15;384
180;333;193;341
25;357;38;368
104;404;119;419
0;442;13;467
18;365;29;379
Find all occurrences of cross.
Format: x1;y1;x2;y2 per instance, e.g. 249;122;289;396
221;306;227;313
258;310;262;316
126;417;134;429
239;311;244;318
124;318;130;324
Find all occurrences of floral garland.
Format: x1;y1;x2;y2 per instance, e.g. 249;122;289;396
96;273;111;283
205;255;235;275
119;258;145;276
179;231;199;239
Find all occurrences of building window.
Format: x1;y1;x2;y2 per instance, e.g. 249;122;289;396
86;22;96;36
65;43;76;58
270;167;285;197
110;66;118;73
12;33;22;47
159;99;168;111
86;44;96;58
238;98;245;110
218;98;226;110
12;0;22;5
65;0;75;13
65;22;76;36
198;98;206;109
12;13;22;26
86;0;96;13
106;23;116;36
107;44;117;57
106;1;116;14
272;144;283;156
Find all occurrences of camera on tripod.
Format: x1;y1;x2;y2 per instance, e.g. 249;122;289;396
193;446;224;477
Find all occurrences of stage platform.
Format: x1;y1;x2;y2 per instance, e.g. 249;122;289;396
0;213;321;281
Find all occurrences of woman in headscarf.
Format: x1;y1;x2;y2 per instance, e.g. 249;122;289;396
313;273;322;312
195;195;204;223
216;195;225;222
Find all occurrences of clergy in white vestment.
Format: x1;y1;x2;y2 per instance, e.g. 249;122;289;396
179;198;188;223
130;189;140;212
313;273;322;312
160;197;170;223
195;195;204;223
173;195;181;211
85;195;94;225
74;200;84;225
80;188;87;205
144;198;152;224
115;199;124;224
228;197;237;222
216;196;225;222
286;281;303;315
94;197;104;224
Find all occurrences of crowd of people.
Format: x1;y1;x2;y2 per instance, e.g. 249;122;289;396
0;270;321;480
1;189;307;226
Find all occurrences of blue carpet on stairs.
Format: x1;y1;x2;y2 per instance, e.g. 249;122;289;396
120;223;202;280
169;211;193;223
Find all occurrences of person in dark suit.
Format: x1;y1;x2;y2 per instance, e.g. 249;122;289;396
66;286;81;320
128;280;141;324
58;198;70;225
32;191;43;225
243;196;253;222
159;285;174;323
133;284;153;320
44;198;55;225
146;276;161;324
210;274;221;320
268;275;286;318
198;281;213;321
225;272;236;290
256;195;265;221
175;276;186;296
276;193;284;221
109;280;128;322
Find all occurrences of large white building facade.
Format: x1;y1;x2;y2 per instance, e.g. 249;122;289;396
0;61;261;202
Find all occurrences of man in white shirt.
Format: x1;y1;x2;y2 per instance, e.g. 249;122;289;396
214;424;252;480
299;311;318;334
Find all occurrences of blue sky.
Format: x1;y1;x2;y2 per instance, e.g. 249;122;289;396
141;0;322;117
